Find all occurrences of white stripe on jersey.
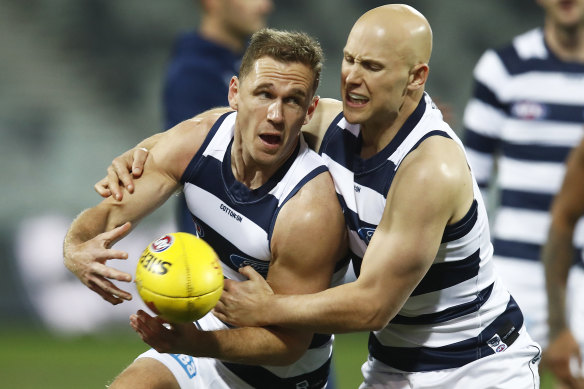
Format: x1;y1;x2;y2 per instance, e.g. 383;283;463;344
497;157;566;193
400;260;495;317
183;185;271;260
376;279;511;349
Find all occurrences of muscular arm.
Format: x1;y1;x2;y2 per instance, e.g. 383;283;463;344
217;137;473;333
135;171;347;364
542;139;584;386
64;118;210;304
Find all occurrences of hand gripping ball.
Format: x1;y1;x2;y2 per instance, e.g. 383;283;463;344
135;232;224;323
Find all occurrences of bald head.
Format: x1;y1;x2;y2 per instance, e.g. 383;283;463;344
351;4;432;66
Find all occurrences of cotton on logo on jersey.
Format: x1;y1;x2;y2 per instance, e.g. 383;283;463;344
220;203;243;222
511;101;548;120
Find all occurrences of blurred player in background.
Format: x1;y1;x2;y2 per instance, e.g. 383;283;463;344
461;0;584;386
163;0;272;236
65;29;348;389
101;5;542;388
543;138;584;389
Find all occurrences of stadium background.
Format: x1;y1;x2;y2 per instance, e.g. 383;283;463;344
0;1;550;387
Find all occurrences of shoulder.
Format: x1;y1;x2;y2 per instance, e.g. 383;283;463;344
150;111;229;180
397;136;470;201
278;169;341;230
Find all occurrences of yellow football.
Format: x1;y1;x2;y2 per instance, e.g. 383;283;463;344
135;232;223;323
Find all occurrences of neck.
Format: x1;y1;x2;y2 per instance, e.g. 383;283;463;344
199;19;246;53
359;92;421;159
544;21;584;62
230;130;287;190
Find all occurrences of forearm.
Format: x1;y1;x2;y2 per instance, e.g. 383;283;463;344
266;281;391;334
185;326;309;366
64;206;110;249
543;224;574;340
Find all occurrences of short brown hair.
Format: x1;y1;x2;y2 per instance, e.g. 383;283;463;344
239;28;324;95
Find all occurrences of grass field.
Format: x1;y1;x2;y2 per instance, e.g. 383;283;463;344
0;324;369;389
0;325;553;388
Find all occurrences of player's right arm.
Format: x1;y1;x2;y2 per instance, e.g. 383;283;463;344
94;102;342;198
64;115;214;305
542;139;584;388
94;107;233;200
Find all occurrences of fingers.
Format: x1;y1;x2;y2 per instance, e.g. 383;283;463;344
94;177;112;198
238;265;263;281
88;273;133;301
131;148;149;177
102;222;132;248
106;164;125;200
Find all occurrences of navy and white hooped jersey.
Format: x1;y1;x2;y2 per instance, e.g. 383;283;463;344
462;28;584;264
180;111;344;389
319;93;524;373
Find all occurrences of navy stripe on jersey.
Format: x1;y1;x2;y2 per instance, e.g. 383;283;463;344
221;359;331;389
180;112;229;183
464;129;500;155
442;201;479;243
370;295;523;372
497;44;584;75
495;238;583;265
501;142;572;163
501;189;553;212
494;239;540;261
393;281;491;325
410;248;480;297
268;165;329;242
472;80;506;111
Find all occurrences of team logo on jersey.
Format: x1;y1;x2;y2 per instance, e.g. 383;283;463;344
151;234;173;252
358;227;376;244
192;220;205;238
486;334;508;353
229;254;270;277
510;101;548;120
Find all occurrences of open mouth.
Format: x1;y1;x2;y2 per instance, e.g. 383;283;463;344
259;134;281;146
346;92;369;106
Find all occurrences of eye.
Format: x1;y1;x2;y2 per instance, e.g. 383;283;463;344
343;54;355;64
258;91;273;99
285;96;302;105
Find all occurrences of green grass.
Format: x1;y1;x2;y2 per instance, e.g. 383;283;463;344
0;325;554;388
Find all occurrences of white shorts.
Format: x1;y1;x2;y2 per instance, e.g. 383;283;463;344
137;349;255;389
494;257;584;350
358;327;541;389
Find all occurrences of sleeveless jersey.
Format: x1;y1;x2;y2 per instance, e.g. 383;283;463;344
463;27;584;264
319;94;524;372
180;111;345;389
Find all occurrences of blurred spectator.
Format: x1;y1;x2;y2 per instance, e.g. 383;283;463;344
163;0;273;235
462;0;584;386
543;138;584;389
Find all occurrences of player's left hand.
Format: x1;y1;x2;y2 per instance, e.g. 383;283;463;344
542;329;584;389
213;265;275;327
94;147;150;201
130;310;197;354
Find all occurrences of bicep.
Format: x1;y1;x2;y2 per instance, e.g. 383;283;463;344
267;173;346;295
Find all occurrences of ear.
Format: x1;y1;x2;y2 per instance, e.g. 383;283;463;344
407;63;429;91
303;95;320;125
228;76;239;110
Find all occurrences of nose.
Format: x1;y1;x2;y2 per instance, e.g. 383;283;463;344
344;63;362;85
267;99;284;123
